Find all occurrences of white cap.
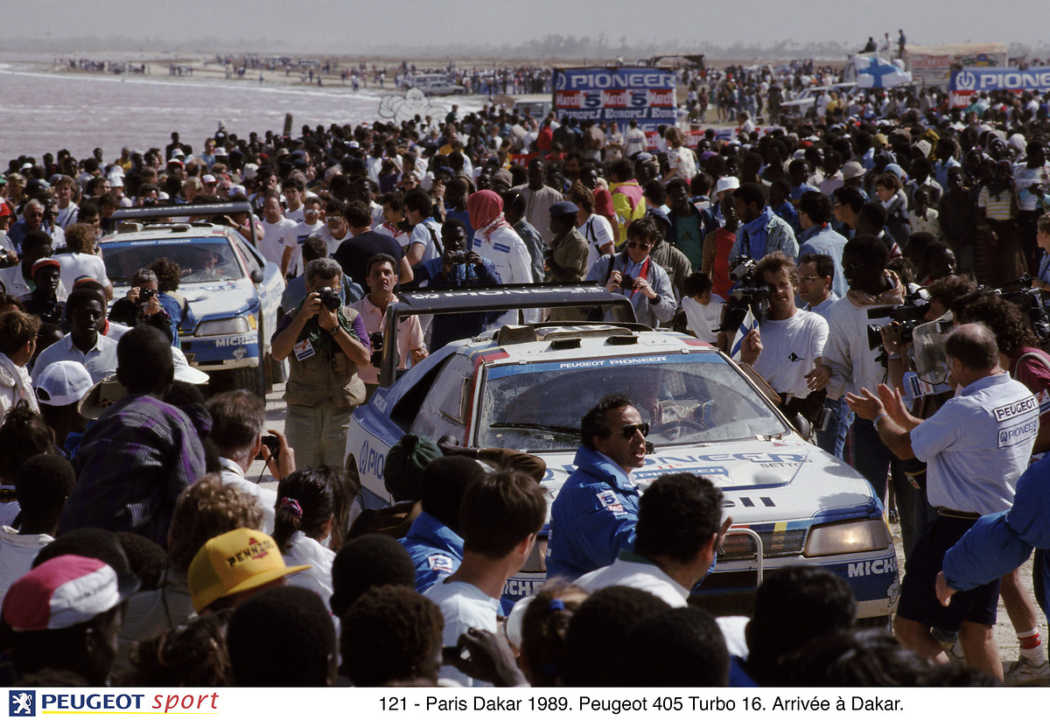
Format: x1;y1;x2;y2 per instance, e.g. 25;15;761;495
172;347;209;385
914;139;932;158
34;360;94;407
714;176;740;195
202;174;217;184
243;163;258;180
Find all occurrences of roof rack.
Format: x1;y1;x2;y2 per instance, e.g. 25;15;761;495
109;202;257;247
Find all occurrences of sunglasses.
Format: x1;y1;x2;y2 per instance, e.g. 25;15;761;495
627;241;653;250
619;422;650;439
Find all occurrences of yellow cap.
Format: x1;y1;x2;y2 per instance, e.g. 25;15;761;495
187;528;309;612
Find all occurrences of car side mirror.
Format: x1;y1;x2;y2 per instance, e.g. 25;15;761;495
250;268;263;284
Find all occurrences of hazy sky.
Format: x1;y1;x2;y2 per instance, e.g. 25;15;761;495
6;0;1047;50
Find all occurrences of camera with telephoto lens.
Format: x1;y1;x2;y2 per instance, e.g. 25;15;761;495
717;257;771;335
866;288;931;354
317;286;341;311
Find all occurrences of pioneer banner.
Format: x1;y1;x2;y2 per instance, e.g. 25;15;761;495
552;67;676;130
950;66;1050;106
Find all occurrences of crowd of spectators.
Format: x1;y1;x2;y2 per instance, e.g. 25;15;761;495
1;59;1050;686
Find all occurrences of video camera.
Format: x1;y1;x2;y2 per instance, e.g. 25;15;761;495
717;257;770;335
999;275;1050;342
866;288;932;353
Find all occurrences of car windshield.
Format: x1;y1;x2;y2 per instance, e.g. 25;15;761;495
477;354;788;451
102;238;244;284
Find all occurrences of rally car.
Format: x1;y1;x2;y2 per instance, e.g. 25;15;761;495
100;203;284;391
346;286;899;623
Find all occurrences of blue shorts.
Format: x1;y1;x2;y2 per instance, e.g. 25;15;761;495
897;514;1000;631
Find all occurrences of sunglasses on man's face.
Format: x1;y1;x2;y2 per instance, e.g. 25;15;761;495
627;241;653;250
619;422;650;439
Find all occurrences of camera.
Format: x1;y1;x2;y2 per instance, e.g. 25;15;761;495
866;288;931;352
717;257;771;335
619;273;637;290
999;276;1050;342
317;286;341;311
138;287;156;303
446;251;468;265
256;434;280;461
369;331;384;367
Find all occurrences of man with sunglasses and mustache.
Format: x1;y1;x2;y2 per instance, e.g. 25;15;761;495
547;394;649;581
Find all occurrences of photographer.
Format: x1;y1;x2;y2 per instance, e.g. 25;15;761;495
272;258;370;469
737;252;829;434
410;219;502;351
107;268;175;344
351;253;427;400
586;216;675;328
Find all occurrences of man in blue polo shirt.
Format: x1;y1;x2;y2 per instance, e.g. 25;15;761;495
547;394;647;580
846;323;1038;682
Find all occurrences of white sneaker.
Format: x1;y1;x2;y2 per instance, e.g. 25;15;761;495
1005;656;1050;686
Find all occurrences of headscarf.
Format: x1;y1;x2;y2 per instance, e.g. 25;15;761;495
467;190;510;240
594;188;616;228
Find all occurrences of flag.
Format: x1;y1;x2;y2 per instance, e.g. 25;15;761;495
853;55;912;89
730;309;759;362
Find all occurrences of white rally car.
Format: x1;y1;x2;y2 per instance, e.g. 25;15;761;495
346;286;899;623
100;203;284;391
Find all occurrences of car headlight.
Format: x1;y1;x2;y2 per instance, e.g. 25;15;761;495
196;318;250;336
803;518;891;557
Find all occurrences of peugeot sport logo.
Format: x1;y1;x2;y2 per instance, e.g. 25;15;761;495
9;691;35;717
955;71;977;90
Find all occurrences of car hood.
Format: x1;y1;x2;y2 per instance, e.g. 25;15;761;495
537;437;878;525
113;278;258;321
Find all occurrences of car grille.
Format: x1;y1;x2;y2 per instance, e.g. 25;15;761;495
717;528;807;561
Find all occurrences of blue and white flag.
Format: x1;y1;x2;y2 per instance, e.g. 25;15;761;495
730;309;759;361
853;55;912;89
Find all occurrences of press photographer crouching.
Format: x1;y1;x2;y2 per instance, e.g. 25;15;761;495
106;268;175;343
735;252;830;436
351;253;427;400
272;258;371;469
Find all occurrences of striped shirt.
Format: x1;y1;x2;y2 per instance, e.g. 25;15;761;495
977;186;1014;221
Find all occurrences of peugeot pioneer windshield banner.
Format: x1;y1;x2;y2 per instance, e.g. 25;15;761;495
950;66;1050;106
552;67;676;131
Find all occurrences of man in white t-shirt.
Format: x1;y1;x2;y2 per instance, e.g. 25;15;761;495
56;222;112;299
425;472;545;687
681;271;724;344
740;251;829;412
282;179;306;224
404;189;442;265
53;176;79;230
624;119;647;157
574;189;615;274
289;197;326;277
259;193;299;277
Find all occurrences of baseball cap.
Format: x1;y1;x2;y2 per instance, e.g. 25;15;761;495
188;529;309;613
550;201;579;218
3;555;122;631
914;139;932;158
213;146;228;157
841;161;866;180
172;347;209;385
35;360;94;407
202;174;217;184
714;176;740;195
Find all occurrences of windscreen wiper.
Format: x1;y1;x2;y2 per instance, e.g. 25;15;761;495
488;422;580;436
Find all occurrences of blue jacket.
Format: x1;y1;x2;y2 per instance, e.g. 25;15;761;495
399;511;464;595
546;445;640;581
943;454;1050;613
798;224;849;298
